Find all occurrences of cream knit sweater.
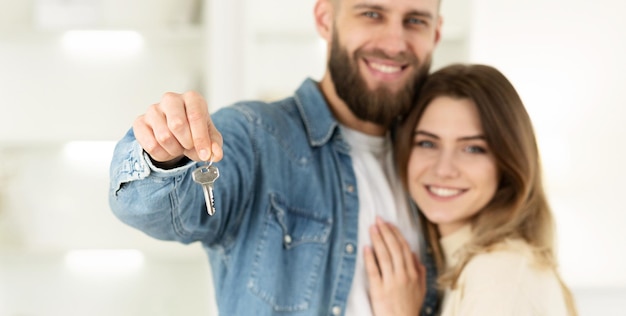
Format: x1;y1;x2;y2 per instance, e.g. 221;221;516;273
439;225;569;316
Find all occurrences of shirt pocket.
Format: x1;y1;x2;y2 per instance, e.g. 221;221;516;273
248;193;332;312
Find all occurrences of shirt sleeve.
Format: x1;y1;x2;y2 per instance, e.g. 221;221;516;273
108;127;206;243
108;106;257;247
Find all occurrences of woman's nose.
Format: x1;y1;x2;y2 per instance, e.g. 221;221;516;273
433;151;459;178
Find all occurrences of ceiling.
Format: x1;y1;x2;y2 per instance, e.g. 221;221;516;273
0;0;203;31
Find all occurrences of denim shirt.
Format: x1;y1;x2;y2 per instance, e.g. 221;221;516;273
109;78;440;316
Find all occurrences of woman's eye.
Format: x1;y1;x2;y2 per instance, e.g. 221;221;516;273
415;140;435;148
465;145;487;154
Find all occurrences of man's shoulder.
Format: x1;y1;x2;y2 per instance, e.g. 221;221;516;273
213;97;316;147
212;79;334;147
214;96;300;125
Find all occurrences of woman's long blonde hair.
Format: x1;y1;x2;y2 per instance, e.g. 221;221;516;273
395;64;577;315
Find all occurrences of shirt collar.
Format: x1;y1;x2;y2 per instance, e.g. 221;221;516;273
440;224;473;268
294;78;339;147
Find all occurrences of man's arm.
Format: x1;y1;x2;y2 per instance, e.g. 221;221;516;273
108;89;220;243
108;128;208;243
109;106;257;247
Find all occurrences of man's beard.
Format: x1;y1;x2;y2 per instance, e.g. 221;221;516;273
328;33;431;127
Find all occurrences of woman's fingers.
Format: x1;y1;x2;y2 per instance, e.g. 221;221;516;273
369;224;393;278
375;217;411;278
414;253;427;292
369;218;424;284
364;246;382;288
387;223;418;281
366;219;426;316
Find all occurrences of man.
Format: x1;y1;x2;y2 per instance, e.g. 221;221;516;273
109;0;442;315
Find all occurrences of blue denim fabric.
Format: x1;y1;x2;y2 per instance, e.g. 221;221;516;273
109;79;440;316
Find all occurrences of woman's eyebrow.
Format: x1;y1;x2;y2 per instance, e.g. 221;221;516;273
414;130;486;141
458;135;486;141
414;130;438;139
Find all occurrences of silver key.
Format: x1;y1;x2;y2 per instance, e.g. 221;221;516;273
192;164;220;216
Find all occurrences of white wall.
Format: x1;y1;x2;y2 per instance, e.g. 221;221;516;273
0;1;215;316
0;30;203;143
0;143;217;316
0;251;213;316
470;0;626;291
0;0;204;143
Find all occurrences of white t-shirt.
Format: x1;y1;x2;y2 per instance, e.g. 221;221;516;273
341;125;421;316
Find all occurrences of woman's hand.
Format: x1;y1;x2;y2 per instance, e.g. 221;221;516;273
365;217;427;316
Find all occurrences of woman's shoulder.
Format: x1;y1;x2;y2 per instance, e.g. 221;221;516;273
453;240;569;315
459;240;565;315
461;239;562;291
466;240;547;274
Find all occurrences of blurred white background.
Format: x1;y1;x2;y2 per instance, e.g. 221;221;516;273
0;0;624;315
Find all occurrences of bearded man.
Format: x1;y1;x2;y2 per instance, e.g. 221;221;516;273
109;0;442;315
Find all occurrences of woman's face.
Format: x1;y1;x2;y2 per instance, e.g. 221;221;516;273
407;96;499;236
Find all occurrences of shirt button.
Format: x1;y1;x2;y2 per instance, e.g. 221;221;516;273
332;306;342;316
133;162;141;171
345;244;354;254
426;307;432;314
283;235;292;244
346;185;354;193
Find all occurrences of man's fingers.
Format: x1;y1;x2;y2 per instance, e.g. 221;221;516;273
134;91;222;164
134;116;164;160
208;117;224;162
159;92;194;150
182;91;213;161
145;104;187;158
134;114;176;162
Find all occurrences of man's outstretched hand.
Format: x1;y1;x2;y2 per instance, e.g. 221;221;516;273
133;91;223;166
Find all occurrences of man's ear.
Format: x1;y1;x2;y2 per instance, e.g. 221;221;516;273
434;15;443;45
314;0;333;42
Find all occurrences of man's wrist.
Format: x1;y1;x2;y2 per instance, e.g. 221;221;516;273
149;155;191;170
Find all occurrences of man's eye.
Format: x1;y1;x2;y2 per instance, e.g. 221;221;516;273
363;11;380;19
406;17;426;26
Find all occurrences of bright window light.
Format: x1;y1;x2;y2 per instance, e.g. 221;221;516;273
61;141;117;174
65;249;144;276
61;30;144;57
62;141;116;164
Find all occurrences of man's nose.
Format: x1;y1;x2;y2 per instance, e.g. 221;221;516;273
376;22;409;58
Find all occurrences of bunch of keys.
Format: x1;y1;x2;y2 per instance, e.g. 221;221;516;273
192;157;219;216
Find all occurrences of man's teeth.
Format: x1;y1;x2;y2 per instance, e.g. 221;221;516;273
370;62;401;74
428;186;462;197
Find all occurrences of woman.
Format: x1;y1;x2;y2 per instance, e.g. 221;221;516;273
365;64;578;315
